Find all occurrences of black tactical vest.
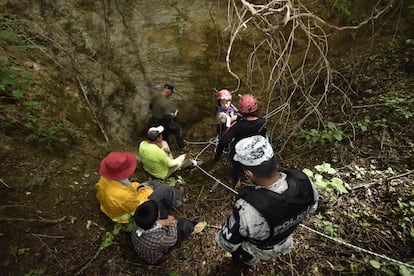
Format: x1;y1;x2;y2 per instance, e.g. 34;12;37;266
238;169;316;249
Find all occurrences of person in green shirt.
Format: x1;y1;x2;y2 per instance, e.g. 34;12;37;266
138;126;198;180
149;84;185;149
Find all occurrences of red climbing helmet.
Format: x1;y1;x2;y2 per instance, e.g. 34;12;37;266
239;94;258;113
217;89;232;101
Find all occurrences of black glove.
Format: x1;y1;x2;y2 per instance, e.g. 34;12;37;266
231;246;253;265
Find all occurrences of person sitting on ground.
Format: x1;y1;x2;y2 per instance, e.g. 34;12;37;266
215;135;319;267
215;89;239;137
96;152;183;223
149;84;186;149
131;200;207;265
214;94;267;188
138;126;199;180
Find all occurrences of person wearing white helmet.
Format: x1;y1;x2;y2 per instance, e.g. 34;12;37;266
215;135;319;267
214;94;266;187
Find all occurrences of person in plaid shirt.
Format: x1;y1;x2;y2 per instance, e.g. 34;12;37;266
131;200;206;264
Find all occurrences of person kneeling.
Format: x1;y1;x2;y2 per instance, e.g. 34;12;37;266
131;200;206;265
138;126;199;180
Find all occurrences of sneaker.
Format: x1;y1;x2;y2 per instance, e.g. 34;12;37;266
192;221;207;234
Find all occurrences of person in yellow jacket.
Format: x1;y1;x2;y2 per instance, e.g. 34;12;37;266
96;152;183;223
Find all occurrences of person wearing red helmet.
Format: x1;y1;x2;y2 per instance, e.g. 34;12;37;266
215;89;239;137
214;94;267;188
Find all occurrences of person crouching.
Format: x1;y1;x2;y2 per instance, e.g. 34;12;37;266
131;200;207;264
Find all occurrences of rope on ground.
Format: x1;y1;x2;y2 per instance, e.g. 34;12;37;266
194;163;238;195
299;224;414;270
193;161;414;270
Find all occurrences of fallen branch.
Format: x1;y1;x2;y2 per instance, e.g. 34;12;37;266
387;170;414;181
32;233;65;271
32;233;66;239
352;182;378;190
0;216;66;224
0;178;10;188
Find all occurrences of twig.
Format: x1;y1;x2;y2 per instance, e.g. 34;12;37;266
0;178;10;188
32;233;65;271
208;224;222;230
0;216;66;223
387;170;414;181
76;76;109;143
32;233;66;239
75;247;101;275
352;182;378;190
195;185;204;208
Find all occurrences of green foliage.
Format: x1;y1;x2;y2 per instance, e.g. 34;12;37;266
354;116;387;132
303;162;348;194
392;197;414;241
368;259;414;276
0;17;72;152
99;223;130;250
25;269;45;276
378;92;414;119
298;121;348;147
409;5;414;15
9;245;28;262
168;268;179;276
325;0;356;24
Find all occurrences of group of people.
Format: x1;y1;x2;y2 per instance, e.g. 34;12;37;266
94;84;319;268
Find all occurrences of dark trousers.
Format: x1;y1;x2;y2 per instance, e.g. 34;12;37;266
153;118;185;149
230;149;242;183
147;181;181;219
176;220;197;242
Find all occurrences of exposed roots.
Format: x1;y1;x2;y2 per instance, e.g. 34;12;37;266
225;0;396;151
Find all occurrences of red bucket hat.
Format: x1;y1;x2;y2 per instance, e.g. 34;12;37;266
100;152;137;180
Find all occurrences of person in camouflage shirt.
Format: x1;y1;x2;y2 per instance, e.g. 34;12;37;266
215;135;319;267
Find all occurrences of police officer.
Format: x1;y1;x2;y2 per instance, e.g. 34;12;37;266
150;84;185;149
215;135;319;267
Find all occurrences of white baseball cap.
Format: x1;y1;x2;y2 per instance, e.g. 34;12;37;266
233;135;274;166
147;126;164;141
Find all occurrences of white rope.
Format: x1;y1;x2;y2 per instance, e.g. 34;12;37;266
263;102;289;120
184;137;217;145
194;163;239;195
299;224;414;269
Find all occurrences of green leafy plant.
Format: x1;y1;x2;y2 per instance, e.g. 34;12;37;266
303;162;348;194
0;17;73;152
392;197;414;241
78;222;131;274
25;269;45;276
9;245;28;262
298;121;348;147
368;259;413;276
325;0;356;24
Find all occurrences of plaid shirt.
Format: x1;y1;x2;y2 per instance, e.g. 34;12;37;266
131;221;178;264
